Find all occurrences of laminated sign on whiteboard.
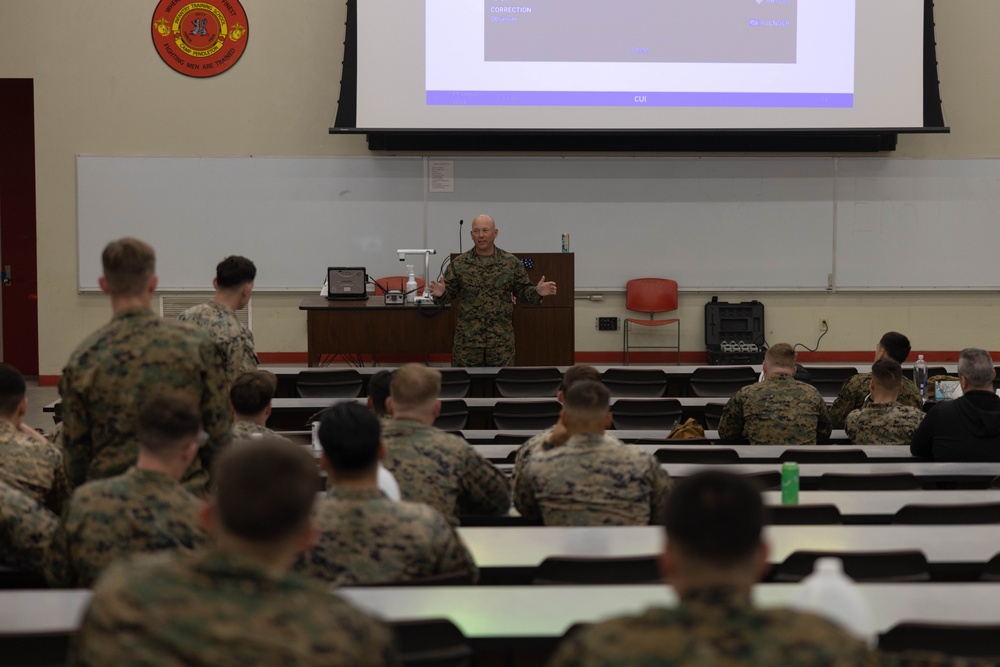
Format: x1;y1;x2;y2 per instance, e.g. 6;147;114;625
429;160;454;193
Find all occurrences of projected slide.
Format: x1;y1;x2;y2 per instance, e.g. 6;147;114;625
485;0;796;64
426;0;855;109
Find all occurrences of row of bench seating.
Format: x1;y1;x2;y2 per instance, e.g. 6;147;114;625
288;365;962;399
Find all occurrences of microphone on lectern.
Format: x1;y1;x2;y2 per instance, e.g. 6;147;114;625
459;219;464;253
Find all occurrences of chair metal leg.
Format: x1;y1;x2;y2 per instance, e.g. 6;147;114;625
623;321;629;366
676;319;681;366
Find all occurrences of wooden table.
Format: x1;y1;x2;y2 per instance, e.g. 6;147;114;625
0;590;90;635
8;583;998;646
656;461;1000;482
456;524;1000;570
298;296;454;366
339;582;1000;643
762;490;1000;520
264;362;959;398
269;395;835;430
469;440;910;463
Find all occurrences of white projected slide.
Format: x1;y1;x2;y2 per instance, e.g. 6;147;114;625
426;0;855;108
354;0;925;130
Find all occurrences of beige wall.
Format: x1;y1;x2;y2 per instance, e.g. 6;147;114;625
1;1;999;375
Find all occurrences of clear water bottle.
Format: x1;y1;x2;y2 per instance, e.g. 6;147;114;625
913;354;928;401
790;557;875;646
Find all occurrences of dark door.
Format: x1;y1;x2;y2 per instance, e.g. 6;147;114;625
0;79;39;374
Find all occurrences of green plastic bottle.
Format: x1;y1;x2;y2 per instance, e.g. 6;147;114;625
781;462;800;505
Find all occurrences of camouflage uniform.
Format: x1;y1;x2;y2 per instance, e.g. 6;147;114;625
433;247;542;367
231;419;293;446
296;486;478;586
0;419;71;513
178;300;258;384
70;548;399;667
0;480;58;574
59;307;232;493
718;374;833;445
845;402;925;445
514;433;671;526
547;587;883;667
830;373;923;429
48;466;207;588
381;418;510;525
510;426;625;491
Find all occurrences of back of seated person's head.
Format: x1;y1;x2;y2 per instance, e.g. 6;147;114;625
664;471;764;572
958;347;995;390
230;371;277;417
367;370;394;417
562;380;610;430
215;255;256;290
102;237;155;297
137;393;202;460
318;401;381;479
871;358;903;393
764;343;796;372
559;364;601;393
0;363;26;418
212;438;317;545
879;332;912;365
389;364;441;413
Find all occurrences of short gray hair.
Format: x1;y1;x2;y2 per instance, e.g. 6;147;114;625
958;348;995;389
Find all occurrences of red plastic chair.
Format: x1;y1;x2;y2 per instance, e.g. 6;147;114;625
373;275;426;297
623;278;680;365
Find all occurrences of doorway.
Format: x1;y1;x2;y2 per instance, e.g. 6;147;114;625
0;79;39;375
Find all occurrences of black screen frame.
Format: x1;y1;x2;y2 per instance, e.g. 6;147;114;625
331;0;948;152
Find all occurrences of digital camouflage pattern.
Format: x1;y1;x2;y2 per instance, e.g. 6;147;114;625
434;246;542;366
178;301;258;384
830;373;923;429
845;402;925;445
510;426;626;491
59;308;232;492
231;420;293;446
514;432;672;526
296;486;478;586
547;587;884;667
718;374;833;445
0;419;71;513
381;418;510;525
47;467;207;588
70;548;399;667
510;426;557;492
0;479;58;574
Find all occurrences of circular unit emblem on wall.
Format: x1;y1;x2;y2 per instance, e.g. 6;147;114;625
152;0;249;78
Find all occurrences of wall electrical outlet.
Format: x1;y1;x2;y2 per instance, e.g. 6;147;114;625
818;318;829;332
597;317;619;331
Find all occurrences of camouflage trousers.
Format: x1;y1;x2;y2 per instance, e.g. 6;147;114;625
451;344;514;367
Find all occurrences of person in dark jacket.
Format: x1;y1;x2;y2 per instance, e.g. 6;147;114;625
910;348;1000;461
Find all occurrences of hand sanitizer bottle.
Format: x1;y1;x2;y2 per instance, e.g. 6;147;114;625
405;265;417;303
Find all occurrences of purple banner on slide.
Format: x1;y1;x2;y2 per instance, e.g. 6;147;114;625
426;91;853;108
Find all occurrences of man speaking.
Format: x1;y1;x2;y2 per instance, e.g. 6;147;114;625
430;214;556;367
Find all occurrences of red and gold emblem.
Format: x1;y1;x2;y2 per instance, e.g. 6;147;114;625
151;0;249;78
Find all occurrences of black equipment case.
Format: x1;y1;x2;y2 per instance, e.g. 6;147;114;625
705;297;765;365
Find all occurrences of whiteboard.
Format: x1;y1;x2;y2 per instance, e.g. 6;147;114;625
77;155;1000;292
77;156;424;291
835;158;1000;290
426;157;835;291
